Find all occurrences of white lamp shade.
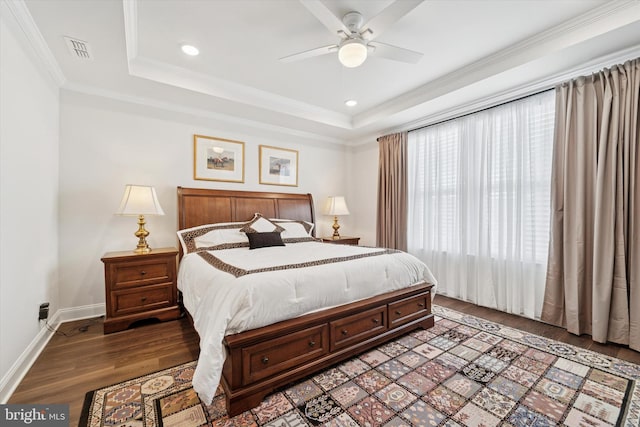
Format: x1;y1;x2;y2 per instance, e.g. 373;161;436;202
325;196;350;216
338;39;367;68
116;185;165;216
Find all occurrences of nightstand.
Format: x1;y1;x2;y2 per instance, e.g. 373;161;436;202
101;247;181;334
321;236;360;246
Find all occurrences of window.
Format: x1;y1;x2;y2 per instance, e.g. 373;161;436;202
407;90;555;318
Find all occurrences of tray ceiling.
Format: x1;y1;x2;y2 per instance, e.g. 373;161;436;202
19;0;640;143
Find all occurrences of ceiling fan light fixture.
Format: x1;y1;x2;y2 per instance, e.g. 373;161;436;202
338;39;367;68
181;44;199;56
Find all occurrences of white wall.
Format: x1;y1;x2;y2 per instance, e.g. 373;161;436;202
0;8;59;392
58;91;351;309
346;141;379;246
0;0;376;399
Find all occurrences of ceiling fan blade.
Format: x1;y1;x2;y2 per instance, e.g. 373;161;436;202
361;0;424;40
279;44;338;63
299;0;350;36
368;41;423;64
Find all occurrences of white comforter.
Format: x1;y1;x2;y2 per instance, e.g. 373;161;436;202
178;241;437;404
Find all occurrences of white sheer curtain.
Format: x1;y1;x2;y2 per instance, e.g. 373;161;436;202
408;91;555;319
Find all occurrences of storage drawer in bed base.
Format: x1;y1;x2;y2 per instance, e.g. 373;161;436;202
221;282;434;416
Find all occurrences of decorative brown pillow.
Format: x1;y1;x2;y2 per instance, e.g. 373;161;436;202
240;214;285;234
247;232;285;250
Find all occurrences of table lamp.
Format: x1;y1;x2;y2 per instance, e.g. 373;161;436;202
325;196;350;239
116;185;165;254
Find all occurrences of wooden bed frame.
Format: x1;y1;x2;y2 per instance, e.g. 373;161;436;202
177;186;435;416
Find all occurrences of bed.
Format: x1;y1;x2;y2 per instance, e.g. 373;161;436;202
176;187;436;416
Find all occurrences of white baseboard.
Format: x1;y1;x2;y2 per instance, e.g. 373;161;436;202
0;303;106;403
55;303;105;323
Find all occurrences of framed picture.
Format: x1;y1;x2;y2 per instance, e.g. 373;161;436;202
259;145;298;187
193;135;244;183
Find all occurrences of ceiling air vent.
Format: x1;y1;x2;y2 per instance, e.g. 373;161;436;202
64;36;93;60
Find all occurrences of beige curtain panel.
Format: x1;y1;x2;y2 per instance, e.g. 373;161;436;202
376;132;408;251
541;58;639;349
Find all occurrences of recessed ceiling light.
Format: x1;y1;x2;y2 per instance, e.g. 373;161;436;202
345;99;358;107
181;44;199;56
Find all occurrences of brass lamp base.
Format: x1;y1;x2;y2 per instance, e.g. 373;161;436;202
332;216;341;238
133;214;152;254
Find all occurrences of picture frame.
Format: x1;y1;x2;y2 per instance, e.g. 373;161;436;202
193;135;245;183
259;145;298;187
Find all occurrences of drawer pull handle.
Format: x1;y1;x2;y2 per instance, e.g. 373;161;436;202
141;297;147;302
372;318;379;324
140;271;147;276
262;356;269;364
417;302;425;308
395;310;402;315
341;329;348;336
309;341;316;347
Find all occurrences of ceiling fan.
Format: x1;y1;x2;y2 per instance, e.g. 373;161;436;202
280;0;424;68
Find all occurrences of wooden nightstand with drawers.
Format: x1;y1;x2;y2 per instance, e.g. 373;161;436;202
321;236;360;246
101;247;180;333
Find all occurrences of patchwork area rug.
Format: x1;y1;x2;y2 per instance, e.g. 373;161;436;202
80;306;640;426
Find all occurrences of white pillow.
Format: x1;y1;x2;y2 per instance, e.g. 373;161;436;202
240;214;284;233
194;228;247;246
177;222;248;254
271;219;315;238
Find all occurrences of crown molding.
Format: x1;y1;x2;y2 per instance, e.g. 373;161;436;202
346;44;640;147
122;0;138;63
353;0;640;129
128;56;353;129
61;81;347;145
1;0;66;87
123;0;352;130
399;44;640;134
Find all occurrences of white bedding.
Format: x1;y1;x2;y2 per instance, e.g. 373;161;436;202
178;241;437;404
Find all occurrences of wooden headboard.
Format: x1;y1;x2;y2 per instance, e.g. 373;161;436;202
177;187;315;233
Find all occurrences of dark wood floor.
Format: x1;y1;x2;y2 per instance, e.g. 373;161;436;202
8;295;640;426
8;316;200;426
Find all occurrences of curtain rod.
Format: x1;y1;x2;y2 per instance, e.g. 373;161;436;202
407;87;555;134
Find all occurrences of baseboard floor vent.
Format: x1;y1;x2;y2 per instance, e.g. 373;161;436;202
64;36;93;60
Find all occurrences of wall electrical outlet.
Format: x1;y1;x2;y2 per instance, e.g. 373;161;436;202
38;302;49;321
